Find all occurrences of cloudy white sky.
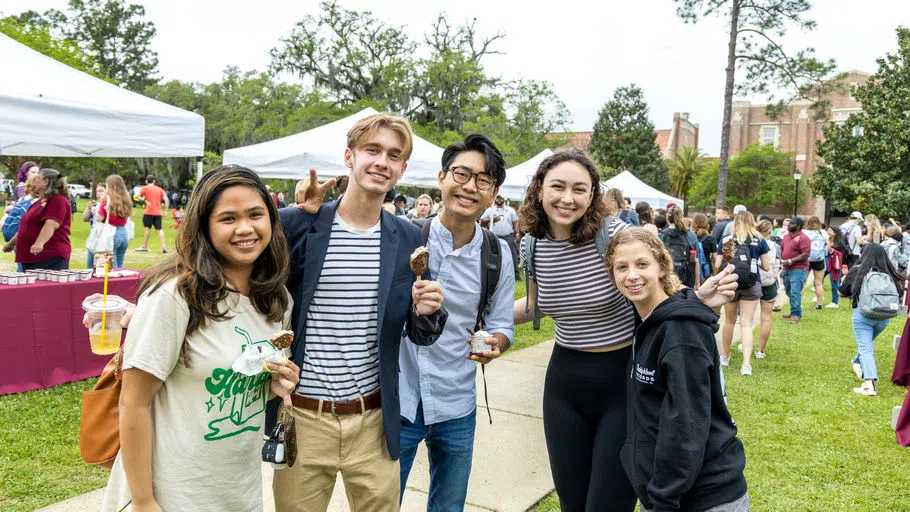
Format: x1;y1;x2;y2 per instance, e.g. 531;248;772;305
4;0;909;155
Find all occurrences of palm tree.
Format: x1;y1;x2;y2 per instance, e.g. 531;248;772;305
667;146;704;215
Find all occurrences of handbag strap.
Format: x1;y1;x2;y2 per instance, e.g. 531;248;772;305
101;198;111;225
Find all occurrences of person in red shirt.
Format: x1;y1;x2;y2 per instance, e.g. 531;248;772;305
96;175;133;268
4;168;72;269
136;174;169;253
780;216;811;322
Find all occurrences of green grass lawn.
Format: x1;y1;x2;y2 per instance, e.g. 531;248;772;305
0;198;180;271
531;282;910;511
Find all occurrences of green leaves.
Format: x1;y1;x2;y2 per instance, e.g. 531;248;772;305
815;29;910;219
589;85;669;192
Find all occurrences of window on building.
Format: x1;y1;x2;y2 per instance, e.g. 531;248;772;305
760;126;778;147
852;125;864;137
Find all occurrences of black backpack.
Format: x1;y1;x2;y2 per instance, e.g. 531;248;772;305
731;234;758;289
663;228;694;287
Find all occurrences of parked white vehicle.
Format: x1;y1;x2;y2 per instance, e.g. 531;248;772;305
68;183;91;198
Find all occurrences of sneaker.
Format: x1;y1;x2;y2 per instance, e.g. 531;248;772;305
852;362;863;380
162;248;168;253
825;303;839;309
741;364;752;376
755;351;766;359
135;246;149;252
772;305;781;312
737;344;743;353
790;317;801;324
781;314;791;320
815;304;822;311
720;355;730;367
811;296;818;303
852;380;876;396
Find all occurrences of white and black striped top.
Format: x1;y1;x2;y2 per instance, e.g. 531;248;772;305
296;214;381;401
522;220;636;350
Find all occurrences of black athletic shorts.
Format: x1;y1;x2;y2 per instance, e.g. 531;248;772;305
761;281;779;302
142;214;162;230
809;260;825;271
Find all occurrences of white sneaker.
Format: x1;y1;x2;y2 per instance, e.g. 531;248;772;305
755;351;766;359
852;380;876;396
852;362;863;380
741;364;752;376
720;355;730;367
825;303;839;309
811;296;818;303
736;344;743;353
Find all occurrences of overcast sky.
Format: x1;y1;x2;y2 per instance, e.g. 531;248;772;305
5;0;909;155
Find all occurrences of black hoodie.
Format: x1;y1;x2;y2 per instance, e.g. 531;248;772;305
620;288;747;511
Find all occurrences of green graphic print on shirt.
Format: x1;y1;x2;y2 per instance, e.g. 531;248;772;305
202;326;273;441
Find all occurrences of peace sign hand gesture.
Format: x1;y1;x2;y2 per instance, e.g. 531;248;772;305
294;169;337;214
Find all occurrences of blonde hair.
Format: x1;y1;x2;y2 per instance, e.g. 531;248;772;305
756;219;773;238
104;175;132;218
603;188;624;216
885;224;900;237
733;211;760;242
346;113;414;161
605;227;682;297
24;173;42;197
865;214;884;242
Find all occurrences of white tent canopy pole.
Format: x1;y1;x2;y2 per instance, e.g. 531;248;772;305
223;107;445;188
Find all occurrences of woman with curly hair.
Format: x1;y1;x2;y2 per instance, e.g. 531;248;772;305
513;149;737;512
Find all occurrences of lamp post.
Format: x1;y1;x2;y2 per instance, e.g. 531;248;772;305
792;169;802;217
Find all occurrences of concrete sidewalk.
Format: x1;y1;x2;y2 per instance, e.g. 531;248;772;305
38;341;556;512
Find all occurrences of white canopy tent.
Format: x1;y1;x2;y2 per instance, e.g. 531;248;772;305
0;33;204;161
223;108;445;188
499;149;553;201
603;170;683;210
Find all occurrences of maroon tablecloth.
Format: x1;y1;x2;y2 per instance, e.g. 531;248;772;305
0;273;141;395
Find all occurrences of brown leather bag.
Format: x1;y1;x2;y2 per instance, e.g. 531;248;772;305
79;348;123;469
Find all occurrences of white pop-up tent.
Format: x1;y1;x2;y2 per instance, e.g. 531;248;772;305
223;107;445;188
0;33;204;160
603;170;683;210
499;149;552;201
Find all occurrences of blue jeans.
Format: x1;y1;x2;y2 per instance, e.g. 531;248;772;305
113;226;128;269
782;269;808;318
851;309;891;381
830;274;840;304
400;402;476;512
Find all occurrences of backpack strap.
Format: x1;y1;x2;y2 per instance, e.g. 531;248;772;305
476;228;502;332
594;215;615;258
523;235;541;330
420;214;434;246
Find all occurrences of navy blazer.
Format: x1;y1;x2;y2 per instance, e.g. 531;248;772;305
270;200;447;459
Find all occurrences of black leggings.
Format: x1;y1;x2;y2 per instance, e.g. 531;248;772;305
543;344;637;512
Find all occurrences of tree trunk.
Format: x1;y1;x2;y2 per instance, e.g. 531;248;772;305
717;0;741;208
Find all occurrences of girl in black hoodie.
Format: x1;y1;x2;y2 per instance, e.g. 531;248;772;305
606;228;749;512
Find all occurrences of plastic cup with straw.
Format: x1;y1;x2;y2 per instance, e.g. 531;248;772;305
82;262;127;355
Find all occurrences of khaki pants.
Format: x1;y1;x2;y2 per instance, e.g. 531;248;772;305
273;405;399;512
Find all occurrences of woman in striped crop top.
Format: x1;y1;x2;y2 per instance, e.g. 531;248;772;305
513;149;738;512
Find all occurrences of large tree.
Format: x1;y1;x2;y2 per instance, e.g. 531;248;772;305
589;85;668;191
63;0;159;91
814;28;910;221
687;143;807;211
674;0;836;207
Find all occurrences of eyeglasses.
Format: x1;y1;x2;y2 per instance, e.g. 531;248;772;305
447;166;496;191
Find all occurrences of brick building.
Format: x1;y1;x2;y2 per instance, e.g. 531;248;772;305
729;70;870;218
548;112;700;158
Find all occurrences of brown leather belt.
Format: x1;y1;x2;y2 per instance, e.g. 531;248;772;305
291;392;381;416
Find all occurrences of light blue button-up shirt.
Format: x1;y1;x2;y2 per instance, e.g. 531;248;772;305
399;217;515;425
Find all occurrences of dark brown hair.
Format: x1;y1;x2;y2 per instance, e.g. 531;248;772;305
667;206;688;234
693;213;710;238
518;148;606;244
139;165;290;340
635;201;653;224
